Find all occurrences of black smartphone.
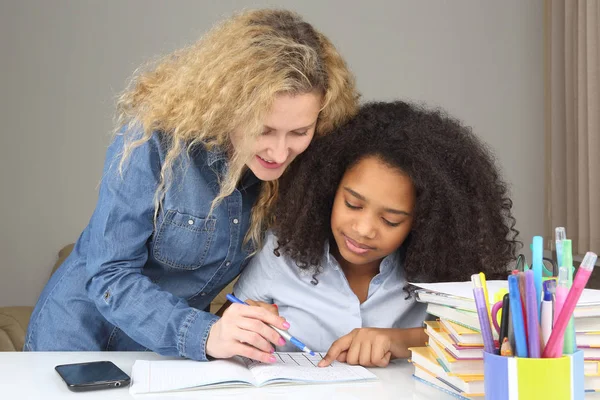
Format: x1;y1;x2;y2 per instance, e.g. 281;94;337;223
55;361;131;392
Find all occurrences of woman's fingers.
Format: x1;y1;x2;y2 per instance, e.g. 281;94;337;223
232;342;277;363
236;316;285;347
233;303;288;330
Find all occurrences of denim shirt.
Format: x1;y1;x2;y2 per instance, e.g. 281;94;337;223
25;130;260;361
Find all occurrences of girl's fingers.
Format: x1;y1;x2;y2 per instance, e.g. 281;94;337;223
318;334;353;367
246;300;280;316
358;341;373;367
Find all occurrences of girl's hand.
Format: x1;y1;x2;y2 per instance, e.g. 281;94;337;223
206;303;288;363
318;327;427;368
318;328;396;368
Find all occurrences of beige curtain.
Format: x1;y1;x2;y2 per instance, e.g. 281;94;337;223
545;0;600;255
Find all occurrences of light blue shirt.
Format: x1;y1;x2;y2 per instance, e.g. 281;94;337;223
234;232;428;352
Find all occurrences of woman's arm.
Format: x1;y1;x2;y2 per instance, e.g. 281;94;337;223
85;132;219;360
85;133;286;363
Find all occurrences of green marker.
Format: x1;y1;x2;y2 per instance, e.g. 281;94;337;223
562;240;576;354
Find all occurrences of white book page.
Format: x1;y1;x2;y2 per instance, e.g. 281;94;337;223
129;358;255;394
243;352;377;386
411;280;600;305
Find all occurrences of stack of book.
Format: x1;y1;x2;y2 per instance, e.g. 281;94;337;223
408;281;600;397
410;322;485;398
410;320;485;399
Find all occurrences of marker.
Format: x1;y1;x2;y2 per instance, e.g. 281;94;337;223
471;274;496;354
532;236;544;320
543;252;598;358
541;280;555;347
554;266;569;356
226;294;315;356
508;275;528;358
555;227;566;268
479;272;493;332
525;270;541;358
562;240;576;354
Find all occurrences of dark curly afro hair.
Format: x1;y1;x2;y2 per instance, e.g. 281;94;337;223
272;100;520;285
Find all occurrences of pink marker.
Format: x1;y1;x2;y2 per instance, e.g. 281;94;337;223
543;252;598;358
553;266;569;355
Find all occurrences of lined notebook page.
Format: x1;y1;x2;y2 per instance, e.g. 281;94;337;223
130;357;254;394
244;352;377;386
130;352;377;394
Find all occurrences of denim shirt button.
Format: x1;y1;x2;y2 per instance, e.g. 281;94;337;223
200;292;206;296
225;261;231;267
187;219;194;225
232;218;239;224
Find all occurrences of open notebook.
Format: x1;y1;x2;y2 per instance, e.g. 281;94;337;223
130;352;377;394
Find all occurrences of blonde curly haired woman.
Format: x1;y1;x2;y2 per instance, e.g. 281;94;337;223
25;9;358;363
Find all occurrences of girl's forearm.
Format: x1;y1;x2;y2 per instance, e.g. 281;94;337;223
389;327;428;359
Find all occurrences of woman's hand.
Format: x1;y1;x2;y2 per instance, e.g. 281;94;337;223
206;301;287;363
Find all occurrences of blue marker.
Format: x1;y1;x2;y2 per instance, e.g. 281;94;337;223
532;236;543;320
508;275;528;358
226;294;315;356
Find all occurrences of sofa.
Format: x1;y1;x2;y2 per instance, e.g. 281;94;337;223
0;244;235;352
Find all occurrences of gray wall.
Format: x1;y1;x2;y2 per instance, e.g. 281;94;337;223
0;0;544;306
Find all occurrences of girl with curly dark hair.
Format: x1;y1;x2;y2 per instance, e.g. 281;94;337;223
233;101;520;367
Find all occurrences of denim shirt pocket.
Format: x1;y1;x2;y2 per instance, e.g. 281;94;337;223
153;210;216;270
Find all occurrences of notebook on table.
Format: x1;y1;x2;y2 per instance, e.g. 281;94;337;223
130;352;377;394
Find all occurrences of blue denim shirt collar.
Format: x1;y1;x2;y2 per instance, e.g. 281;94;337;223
206;146;260;191
206;146;228;167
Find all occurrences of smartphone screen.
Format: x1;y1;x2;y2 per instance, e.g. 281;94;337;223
55;361;130;391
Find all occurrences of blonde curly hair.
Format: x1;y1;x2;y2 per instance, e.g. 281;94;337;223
115;9;359;248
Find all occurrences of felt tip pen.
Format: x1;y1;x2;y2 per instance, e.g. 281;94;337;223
226;294;315;356
555;227;566;267
543;252;598;358
471;274;496;354
525;270;541;358
532;236;544;321
508;275;528;358
541;280;555;348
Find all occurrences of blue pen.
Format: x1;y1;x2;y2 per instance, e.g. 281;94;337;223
226;294;315;355
508;275;528;357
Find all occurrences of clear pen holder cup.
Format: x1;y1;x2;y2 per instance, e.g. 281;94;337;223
483;350;584;400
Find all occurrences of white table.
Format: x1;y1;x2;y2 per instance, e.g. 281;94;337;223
0;352;462;400
2;352;597;399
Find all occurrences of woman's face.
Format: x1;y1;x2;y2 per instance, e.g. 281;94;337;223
330;156;416;268
231;91;322;181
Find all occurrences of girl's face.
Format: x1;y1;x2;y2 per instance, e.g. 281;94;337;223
330;156;416;268
231;91;322;181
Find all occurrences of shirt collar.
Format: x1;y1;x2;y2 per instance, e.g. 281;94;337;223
205;146;261;190
206;146;228;167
